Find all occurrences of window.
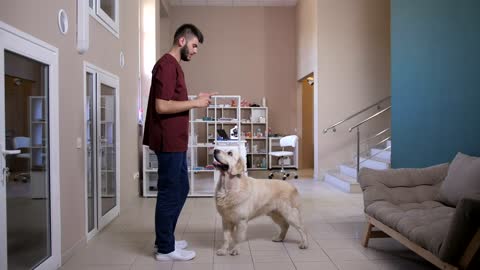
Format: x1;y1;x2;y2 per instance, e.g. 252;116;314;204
89;0;119;37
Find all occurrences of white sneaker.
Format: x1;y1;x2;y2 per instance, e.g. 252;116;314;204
155;249;196;261
154;240;189;252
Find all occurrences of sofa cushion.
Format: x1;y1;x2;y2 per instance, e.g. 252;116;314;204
359;164;448;209
438;152;480;207
366;201;455;256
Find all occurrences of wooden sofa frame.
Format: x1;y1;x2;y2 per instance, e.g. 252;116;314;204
362;215;480;270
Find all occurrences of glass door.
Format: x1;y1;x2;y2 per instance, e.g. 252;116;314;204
1;23;60;270
84;65;119;235
85;70;97;239
97;72;119;228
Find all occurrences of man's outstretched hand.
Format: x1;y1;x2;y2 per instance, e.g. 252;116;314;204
198;92;219;98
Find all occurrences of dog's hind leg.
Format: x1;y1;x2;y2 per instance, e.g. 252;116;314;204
217;220;234;256
281;207;308;249
230;219;248;256
269;211;289;242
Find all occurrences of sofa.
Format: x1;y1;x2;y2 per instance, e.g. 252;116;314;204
358;153;480;270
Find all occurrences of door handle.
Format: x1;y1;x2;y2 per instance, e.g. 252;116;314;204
2;149;21;156
1;167;10;186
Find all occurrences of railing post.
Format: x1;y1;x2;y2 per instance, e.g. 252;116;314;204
356;127;360;177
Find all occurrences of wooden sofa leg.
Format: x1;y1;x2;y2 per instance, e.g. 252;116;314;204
363;222;373;247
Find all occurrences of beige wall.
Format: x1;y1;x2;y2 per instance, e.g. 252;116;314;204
169;6;297;135
296;0;318;172
316;0;391;172
296;0;317;80
0;0;140;263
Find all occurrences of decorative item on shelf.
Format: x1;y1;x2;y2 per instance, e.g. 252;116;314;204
256;128;262;137
246;131;252;138
230;125;238;139
205;165;215;170
241;99;250;107
202;116;213;121
231;99;237;107
261;157;267;168
262;97;266;107
250;103;260;107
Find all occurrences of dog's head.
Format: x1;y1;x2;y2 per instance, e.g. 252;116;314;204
213;149;245;176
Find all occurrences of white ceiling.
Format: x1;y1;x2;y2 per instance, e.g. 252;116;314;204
168;0;298;7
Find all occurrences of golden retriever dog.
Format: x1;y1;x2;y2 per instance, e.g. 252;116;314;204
213;149;308;256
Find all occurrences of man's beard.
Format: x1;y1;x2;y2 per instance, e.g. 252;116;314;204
180;44;190;61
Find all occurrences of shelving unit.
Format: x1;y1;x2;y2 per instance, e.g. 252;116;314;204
192;95;241;196
206;106;268;170
29;96;47;198
29;96;46;169
240;107;268;170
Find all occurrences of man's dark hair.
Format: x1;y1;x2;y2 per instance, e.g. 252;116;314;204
173;24;204;45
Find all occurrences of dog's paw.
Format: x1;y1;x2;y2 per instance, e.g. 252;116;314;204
229;248;239;256
216;249;228;256
298;242;308;249
272;235;284;242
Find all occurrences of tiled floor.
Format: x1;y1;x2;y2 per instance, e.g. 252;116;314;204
61;173;437;270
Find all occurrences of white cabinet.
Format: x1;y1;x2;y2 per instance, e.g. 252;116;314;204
142;146;158;197
240;107;268;170
268;137;298;169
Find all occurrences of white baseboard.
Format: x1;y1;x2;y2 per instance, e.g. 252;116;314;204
61;236;87;266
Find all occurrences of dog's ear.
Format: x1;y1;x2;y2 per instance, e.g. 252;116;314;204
229;156;245;176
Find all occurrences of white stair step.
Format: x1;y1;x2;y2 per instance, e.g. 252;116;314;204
324;171;361;193
387;140;391;148
339;163;357;178
369;148;391;162
359;156;390;170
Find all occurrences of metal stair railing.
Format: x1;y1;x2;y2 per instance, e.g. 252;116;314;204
323;96;390;134
349;106;391;175
323;96;391;176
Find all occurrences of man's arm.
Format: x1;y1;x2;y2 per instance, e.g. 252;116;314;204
155;98;207;114
155;92;217;114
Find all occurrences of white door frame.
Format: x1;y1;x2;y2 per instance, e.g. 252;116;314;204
84;66;98;241
0;21;61;270
83;62;120;240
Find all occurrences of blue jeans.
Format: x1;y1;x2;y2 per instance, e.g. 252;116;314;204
154;151;189;253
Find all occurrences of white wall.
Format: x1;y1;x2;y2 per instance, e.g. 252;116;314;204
0;0;140;263
316;0;391;172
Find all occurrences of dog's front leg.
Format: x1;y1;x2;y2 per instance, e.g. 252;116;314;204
230;219;248;256
216;220;233;256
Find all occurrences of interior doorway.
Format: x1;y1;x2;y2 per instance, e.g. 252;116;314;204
1;22;61;270
300;73;314;170
84;63;120;240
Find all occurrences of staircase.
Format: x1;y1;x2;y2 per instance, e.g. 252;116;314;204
322;96;391;193
324;140;391;193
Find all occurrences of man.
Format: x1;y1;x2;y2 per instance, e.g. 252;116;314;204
143;24;215;261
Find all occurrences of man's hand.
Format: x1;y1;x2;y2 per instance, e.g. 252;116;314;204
194;95;211;108
198;92;219;98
